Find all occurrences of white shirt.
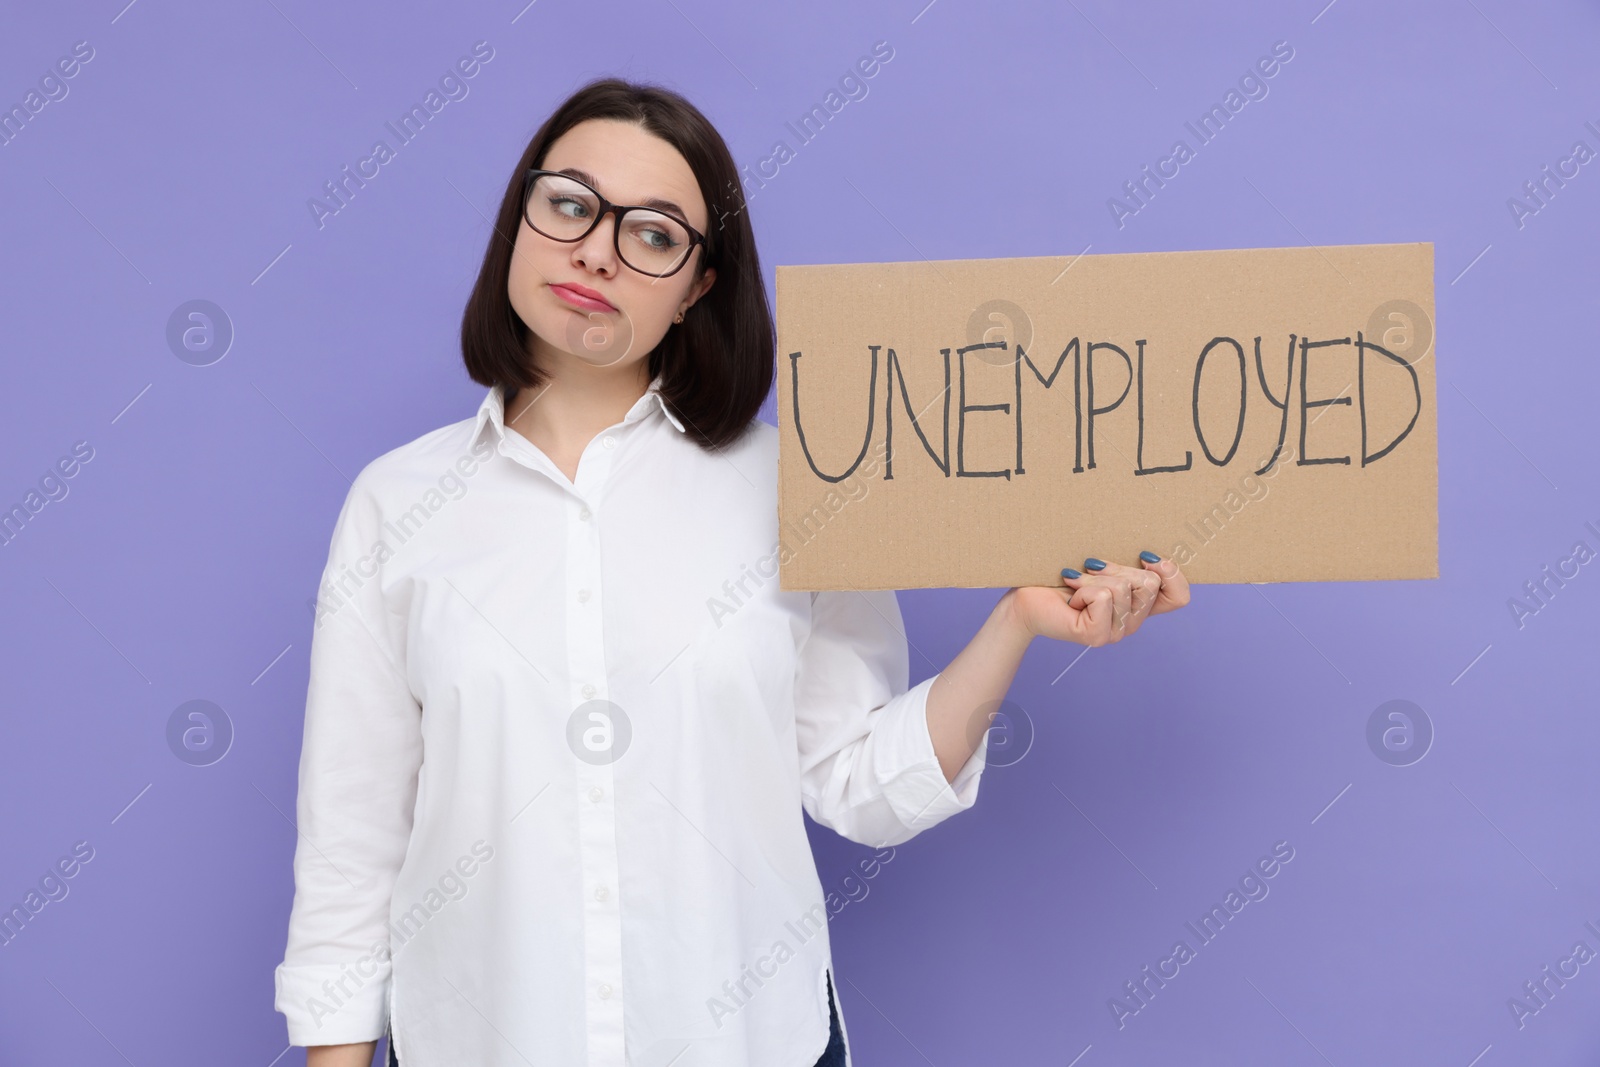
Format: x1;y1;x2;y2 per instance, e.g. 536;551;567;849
274;376;989;1066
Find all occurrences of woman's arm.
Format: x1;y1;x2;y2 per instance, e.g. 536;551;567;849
276;469;424;1047
924;553;1191;782
923;589;1035;784
306;1042;378;1067
794;587;983;847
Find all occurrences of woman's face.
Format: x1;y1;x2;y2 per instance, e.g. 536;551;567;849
507;118;717;376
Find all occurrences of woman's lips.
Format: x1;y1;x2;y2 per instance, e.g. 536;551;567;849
550;283;617;313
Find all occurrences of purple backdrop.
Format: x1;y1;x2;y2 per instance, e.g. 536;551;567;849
2;1;1597;1063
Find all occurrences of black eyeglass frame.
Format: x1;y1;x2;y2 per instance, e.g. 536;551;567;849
521;168;709;279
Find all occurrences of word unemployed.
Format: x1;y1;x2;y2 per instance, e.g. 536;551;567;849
787;332;1420;484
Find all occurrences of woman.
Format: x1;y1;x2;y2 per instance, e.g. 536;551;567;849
274;77;1189;1067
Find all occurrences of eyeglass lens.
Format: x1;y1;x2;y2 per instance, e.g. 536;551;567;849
526;173;693;276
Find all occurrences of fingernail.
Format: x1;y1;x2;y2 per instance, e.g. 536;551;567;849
1061;567;1082;579
1139;550;1162;563
1084;557;1106;571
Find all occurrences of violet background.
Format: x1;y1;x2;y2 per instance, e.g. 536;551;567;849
2;1;1597;1064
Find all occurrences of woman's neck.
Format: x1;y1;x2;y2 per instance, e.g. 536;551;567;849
504;355;652;459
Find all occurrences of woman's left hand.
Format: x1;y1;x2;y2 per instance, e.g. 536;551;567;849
1007;551;1191;647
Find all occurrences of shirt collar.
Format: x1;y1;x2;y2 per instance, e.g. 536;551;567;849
472;372;686;449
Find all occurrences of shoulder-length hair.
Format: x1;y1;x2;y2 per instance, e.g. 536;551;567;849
460;77;772;452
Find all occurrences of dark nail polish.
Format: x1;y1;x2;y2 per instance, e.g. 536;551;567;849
1084;557;1106;571
1061;567;1082;579
1139;550;1161;563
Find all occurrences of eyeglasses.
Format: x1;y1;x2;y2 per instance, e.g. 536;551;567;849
521;168;707;279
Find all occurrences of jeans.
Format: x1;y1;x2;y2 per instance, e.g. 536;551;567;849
385;969;847;1066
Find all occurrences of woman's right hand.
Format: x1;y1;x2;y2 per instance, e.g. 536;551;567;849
306;1041;379;1067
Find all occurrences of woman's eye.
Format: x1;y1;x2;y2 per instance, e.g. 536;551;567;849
550;197;589;218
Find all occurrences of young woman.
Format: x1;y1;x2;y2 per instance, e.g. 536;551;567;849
274;78;1190;1067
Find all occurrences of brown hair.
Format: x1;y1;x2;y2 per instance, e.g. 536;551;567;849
459;77;772;451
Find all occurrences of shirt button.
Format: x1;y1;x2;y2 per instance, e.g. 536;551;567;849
594;885;609;902
598;982;613;999
576;588;590;603
578;506;591;521
602;436;616;450
582;683;597;699
588;786;603;803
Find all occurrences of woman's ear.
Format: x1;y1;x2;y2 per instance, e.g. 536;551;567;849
686;266;716;310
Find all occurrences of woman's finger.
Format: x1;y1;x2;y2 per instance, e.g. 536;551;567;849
1131;566;1161;621
1055;567;1115;646
1076;585;1115;645
1052;551;1190;646
1113;564;1158;623
1137;550;1192;614
1083;558;1137;637
1111;577;1133;636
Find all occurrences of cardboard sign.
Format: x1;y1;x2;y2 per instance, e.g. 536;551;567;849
775;241;1436;590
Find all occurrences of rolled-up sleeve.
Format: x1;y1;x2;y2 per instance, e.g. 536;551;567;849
794;588;988;848
274;467;423;1046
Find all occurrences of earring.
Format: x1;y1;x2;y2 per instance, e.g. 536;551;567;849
674;311;684;323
